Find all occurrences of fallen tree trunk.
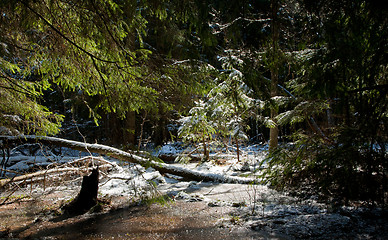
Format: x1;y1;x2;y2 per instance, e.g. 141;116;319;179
0;135;258;184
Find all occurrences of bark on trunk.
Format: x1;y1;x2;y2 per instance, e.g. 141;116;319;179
124;111;136;147
138;111;148;150
269;0;280;153
202;135;209;162
0;135;258;184
235;136;240;162
62;168;99;214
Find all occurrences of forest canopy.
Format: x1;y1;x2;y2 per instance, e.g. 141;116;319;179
0;0;387;204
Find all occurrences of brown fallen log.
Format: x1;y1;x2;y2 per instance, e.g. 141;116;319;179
0;135;258;184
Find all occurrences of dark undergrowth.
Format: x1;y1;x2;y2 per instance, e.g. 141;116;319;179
261;129;387;208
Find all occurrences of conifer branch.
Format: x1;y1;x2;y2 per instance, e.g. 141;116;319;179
21;1;118;64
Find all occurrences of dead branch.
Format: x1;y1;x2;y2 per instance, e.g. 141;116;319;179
0;164;112;188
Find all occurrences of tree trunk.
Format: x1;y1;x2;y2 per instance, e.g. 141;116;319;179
235;136;240;162
106;113;122;146
202;134;209;161
138;111;148;150
123;111;136;148
154;107;169;146
269;0;279;153
269;109;279;152
62;168;99;214
0;135;258;184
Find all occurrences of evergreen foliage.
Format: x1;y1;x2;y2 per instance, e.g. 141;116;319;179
178;100;216;161
178;54;255;161
261;0;388;204
0;0;211;138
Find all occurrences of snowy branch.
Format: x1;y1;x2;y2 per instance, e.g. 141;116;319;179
210;17;271;34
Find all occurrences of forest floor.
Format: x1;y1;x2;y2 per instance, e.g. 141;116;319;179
0;144;387;239
0;183;266;239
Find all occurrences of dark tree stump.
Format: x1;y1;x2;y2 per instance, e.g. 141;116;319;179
63;168;99;215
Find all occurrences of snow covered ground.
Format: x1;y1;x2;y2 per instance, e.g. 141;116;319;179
1;142;387;239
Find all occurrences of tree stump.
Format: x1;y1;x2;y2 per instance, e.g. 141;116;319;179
63;168;99;215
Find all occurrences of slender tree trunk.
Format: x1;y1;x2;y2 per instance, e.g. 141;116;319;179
138;111;148;150
327;108;334;128
235;136;240;162
202;134;209;161
269;85;279;152
269;122;278;152
107;113;122;146
123;111;136;148
154;114;168;146
269;0;279;152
